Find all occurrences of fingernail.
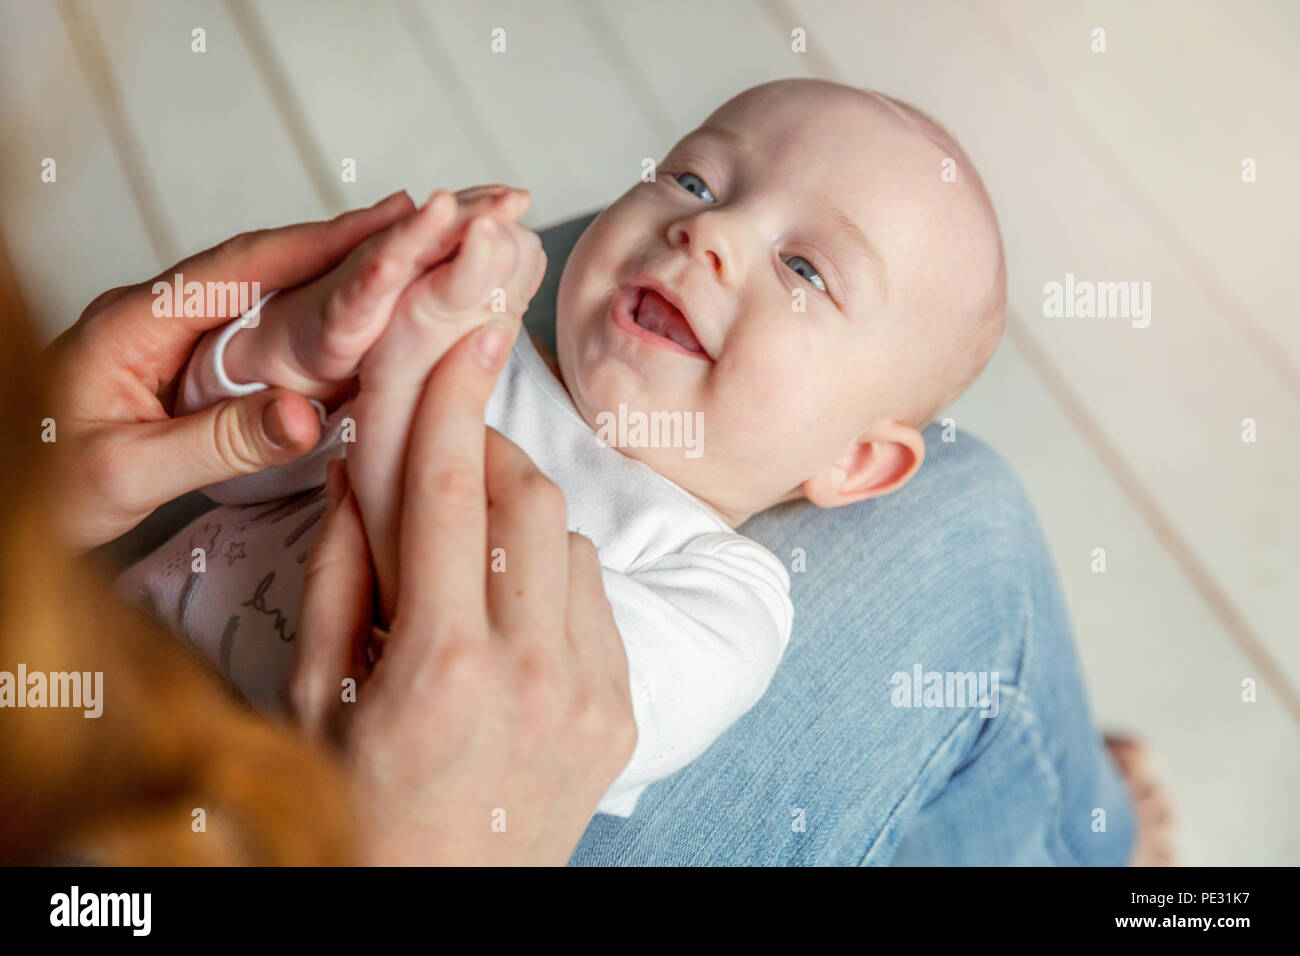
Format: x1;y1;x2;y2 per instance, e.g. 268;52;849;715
476;325;510;369
262;398;294;449
374;189;408;208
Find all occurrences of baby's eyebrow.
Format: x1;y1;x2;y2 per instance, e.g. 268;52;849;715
689;125;749;153
825;208;889;304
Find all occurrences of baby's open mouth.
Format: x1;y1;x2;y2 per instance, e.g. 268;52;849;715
631;288;706;355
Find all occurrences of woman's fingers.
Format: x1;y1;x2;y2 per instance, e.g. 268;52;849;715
184;190;415;290
65;388;322;550
563;530;637;782
436;188;531;264
454;184;531;220
454;183;512;201
291;460;376;739
146;190;416;338
484;428;569;640
394;323;514;640
365;188;528;321
378;190;460;275
564;532;633;703
122;387;323;509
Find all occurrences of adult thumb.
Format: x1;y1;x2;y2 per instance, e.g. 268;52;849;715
137;387;323;503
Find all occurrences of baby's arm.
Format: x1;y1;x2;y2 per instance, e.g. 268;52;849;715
215;189;527;404
350;212;546;622
594;534;794;816
171;187;532;508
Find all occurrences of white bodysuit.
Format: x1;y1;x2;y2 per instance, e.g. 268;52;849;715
118;323;793;816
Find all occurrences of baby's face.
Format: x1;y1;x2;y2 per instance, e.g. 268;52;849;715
555;80;992;525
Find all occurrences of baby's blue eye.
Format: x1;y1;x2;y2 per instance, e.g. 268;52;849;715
784;255;826;292
675;172;715;202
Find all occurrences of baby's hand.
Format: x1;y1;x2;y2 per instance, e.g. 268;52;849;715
348;191;547;621
358;202;546;390
219;185;531;402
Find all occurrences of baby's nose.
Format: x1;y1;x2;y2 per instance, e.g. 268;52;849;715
673;225;725;276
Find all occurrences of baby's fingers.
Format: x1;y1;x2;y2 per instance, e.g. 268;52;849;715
497;223;547;312
436;216;506;313
516;225;548;302
454;185;531;224
371;187;520;281
379;190;460;273
484;222;523;307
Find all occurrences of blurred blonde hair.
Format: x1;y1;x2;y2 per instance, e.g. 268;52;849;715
0;242;354;864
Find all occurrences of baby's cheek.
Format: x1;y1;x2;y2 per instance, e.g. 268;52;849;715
717;342;840;446
709;362;796;443
724;331;816;401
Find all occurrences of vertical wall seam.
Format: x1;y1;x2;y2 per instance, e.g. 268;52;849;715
58;0;178;267
225;0;346;216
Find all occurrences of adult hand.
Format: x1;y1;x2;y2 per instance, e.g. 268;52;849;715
45;191;415;552
291;324;637;866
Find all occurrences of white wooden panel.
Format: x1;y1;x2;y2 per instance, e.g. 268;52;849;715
251;0;494;210
986;0;1300;378
0;0;159;341
584;0;817;138
84;0;326;257
402;0;661;226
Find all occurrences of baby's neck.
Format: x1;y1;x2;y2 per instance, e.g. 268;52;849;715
532;330;563;380
528;332;757;529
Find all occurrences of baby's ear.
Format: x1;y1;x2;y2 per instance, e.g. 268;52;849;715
801;422;925;509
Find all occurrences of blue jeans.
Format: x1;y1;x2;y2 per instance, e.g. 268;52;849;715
568;425;1135;865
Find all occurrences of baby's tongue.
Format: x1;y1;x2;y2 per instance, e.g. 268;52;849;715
636;290;703;353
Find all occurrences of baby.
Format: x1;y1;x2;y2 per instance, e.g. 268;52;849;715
119;78;1006;816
